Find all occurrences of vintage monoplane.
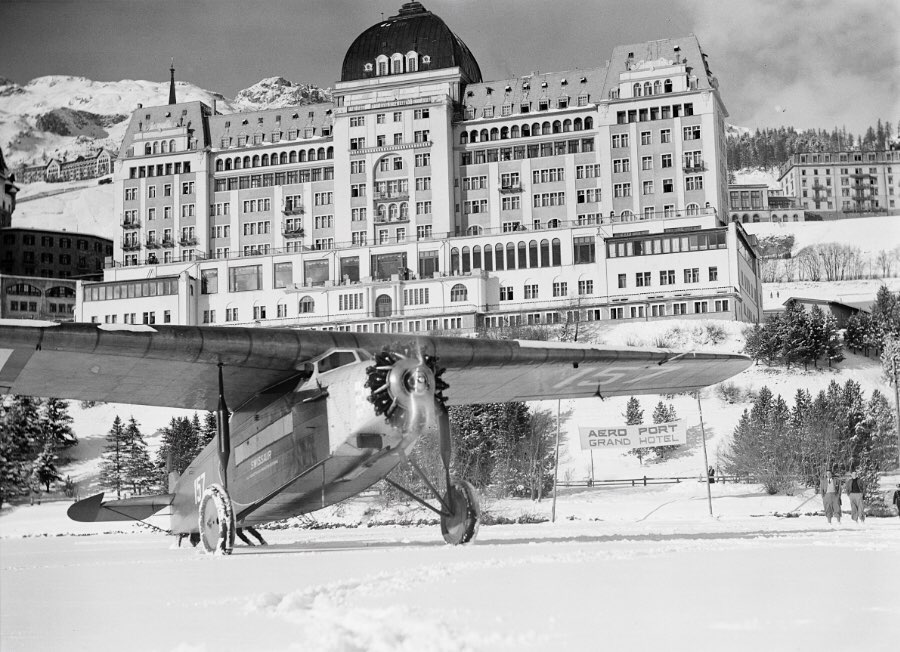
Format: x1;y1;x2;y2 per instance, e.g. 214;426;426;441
0;320;751;553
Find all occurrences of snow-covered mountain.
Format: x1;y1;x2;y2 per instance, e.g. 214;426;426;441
0;75;331;168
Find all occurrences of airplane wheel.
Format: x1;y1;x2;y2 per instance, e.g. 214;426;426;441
441;480;480;545
198;484;235;555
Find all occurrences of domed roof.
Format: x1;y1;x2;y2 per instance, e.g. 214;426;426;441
341;2;482;83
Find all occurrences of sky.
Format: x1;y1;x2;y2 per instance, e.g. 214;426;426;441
1;0;898;134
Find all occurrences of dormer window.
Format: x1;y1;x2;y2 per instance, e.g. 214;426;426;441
406;51;418;72
364;62;373;72
422;55;431;64
375;55;389;76
391;54;403;74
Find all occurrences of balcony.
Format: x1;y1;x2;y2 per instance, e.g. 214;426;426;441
145;240;161;249
282;224;305;238
499;184;523;194
122;242;141;252
282;205;304;216
161;238;175;248
374;215;410;225
121;217;141;229
682;162;706;173
374;191;409;202
179;237;198;247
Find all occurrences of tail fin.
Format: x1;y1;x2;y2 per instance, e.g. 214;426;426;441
67;492;175;523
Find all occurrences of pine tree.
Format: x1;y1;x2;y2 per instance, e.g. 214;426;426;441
649;401;678;461
98;416;128;499
31;442;62;492
123;417;154;495
0;396;44;505
40;398;77;452
155;417;201;489
199;411;217;450
624;397;646;464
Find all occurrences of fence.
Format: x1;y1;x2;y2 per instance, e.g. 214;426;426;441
556;473;752;489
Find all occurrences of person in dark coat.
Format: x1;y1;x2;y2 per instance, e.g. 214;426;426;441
892;484;900;519
842;470;866;523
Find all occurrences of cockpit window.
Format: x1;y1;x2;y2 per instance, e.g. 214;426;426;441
316;350;359;374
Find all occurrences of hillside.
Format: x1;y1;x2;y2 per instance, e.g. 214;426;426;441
0;74;331;168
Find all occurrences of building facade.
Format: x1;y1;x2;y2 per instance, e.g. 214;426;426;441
728;183;805;223
1;146;18;228
77;2;762;330
778;150;900;216
0;228;113;280
0;274;79;321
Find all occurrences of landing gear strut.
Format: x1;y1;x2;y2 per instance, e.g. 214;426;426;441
368;348;481;545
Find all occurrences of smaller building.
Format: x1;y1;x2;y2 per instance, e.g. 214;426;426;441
45;149;116;182
0;274;80;321
778;150;900;217
0;228;113;280
728;183;804;223
763;296;869;329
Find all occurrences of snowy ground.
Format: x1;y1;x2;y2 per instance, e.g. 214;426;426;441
2;485;899;652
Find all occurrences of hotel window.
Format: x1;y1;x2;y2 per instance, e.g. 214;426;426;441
684;268;700;283
694;301;708;314
349;116;365;127
613;159;631;173
673;302;687;315
578;279;594;295
640;131;651;145
611;133;629;148
553;282;567;297
709;266;718;281
500;286;514;301
641;156;653;170
636;272;651;287
613;183;631;198
415;153;431;167
685;176;703;191
642;180;654;195
524;284;539;299
610;307;624;320
683;125;701;140
660;129;671;143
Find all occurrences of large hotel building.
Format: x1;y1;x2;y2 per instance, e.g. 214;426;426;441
78;2;762;331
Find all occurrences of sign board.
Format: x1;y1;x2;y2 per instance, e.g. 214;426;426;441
578;420;686;451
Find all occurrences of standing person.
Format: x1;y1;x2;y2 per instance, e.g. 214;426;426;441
843;470;866;524
819;469;841;524
891;484;900;519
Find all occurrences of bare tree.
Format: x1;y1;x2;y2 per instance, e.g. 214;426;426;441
796;246;821;281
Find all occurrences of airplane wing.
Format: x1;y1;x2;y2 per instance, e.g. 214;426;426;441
0;320;751;409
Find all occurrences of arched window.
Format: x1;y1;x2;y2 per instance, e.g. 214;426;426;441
483;246;493;271
308;148;316;161
490;128;499;141
540;239;550;267
375;55;389;76
506;242;516;269
552;120;561;134
500;126;509;139
391;54;403;74
470;130;478;142
169;139;175;152
686;203;700;216
326;146;334;159
215;160;223;172
450;284;468;302
406;51;418;72
573;118;582;131
584;117;593;129
563;119;572;132
547;219;560;229
752;214;760;223
242;156;251;168
541;121;551;135
224;159;232;171
261;154;269;166
517;241;527;268
532;122;541;136
528;240;539;268
161;140;168;153
551;238;561;266
145;144;152;155
153;141;159;154
731;214;739;222
480;129;489;142
643;82;652;96
472;245;482;269
289;151;297;163
521;124;530;138
460;132;469;145
494;244;505;270
389;204;399;221
280;152;288;164
653;80;661;95
47;286;75;298
772;215;780;222
7;283;42;296
375;294;392;317
399;202;408;219
461;246;471;273
466;225;482;235
742;214;749;223
299;297;315;313
664;79;673;93
252;155;260;167
377;205;386;221
317;147;325;160
621;210;634;222
299;150;307;162
633;83;641;97
793;214;800;221
450;247;460;274
511;125;521;138
234;157;242;170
